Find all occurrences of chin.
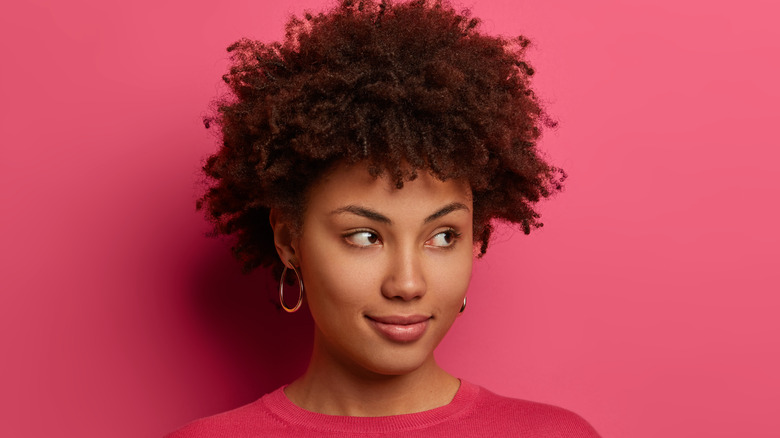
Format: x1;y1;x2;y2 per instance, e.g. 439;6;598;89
358;346;436;377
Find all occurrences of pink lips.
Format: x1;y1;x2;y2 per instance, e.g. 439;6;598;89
367;315;430;343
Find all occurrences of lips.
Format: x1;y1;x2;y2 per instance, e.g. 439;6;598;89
366;315;430;343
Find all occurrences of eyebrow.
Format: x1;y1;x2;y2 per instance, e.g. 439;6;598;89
330;202;470;225
423;202;470;223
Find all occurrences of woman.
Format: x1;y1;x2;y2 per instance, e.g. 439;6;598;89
169;0;600;436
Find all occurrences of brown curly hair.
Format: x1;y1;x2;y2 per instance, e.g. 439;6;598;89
198;0;565;273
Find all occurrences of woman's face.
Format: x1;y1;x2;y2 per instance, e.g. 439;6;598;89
288;163;474;377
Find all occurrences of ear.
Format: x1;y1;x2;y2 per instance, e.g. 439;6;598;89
269;208;299;268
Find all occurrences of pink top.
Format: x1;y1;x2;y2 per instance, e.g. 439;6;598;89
166;380;600;437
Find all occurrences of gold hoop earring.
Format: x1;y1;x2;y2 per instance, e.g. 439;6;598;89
459;296;467;314
279;261;304;313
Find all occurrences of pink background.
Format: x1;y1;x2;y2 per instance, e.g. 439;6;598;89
2;0;778;436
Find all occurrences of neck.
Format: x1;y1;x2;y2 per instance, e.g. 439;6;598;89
284;332;460;416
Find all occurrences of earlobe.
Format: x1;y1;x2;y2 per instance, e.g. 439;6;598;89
269;208;298;267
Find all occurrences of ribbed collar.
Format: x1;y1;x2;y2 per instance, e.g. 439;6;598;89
261;379;480;433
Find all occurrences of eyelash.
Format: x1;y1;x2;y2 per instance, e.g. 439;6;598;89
427;228;462;249
343;230;380;248
342;228;462;249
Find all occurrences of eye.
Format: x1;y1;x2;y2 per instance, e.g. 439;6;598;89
426;229;461;248
344;230;382;248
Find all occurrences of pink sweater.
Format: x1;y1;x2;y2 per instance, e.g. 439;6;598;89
166;381;600;437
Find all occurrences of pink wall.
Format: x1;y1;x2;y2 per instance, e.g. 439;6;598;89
2;0;778;436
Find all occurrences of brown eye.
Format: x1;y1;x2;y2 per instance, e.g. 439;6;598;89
426;229;460;248
345;231;381;247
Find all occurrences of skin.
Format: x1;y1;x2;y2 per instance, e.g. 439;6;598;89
271;162;475;417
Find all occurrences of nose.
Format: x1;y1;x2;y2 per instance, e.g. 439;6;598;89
380;245;427;301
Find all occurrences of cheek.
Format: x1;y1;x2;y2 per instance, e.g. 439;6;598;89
432;251;473;301
300;240;377;312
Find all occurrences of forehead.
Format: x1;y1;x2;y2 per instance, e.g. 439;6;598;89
305;163;473;217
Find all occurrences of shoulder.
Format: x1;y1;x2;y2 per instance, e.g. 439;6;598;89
465;384;601;437
164;392;287;438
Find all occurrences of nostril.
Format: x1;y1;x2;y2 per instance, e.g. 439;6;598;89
381;276;426;301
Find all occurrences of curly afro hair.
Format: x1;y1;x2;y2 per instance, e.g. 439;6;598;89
198;0;565;274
